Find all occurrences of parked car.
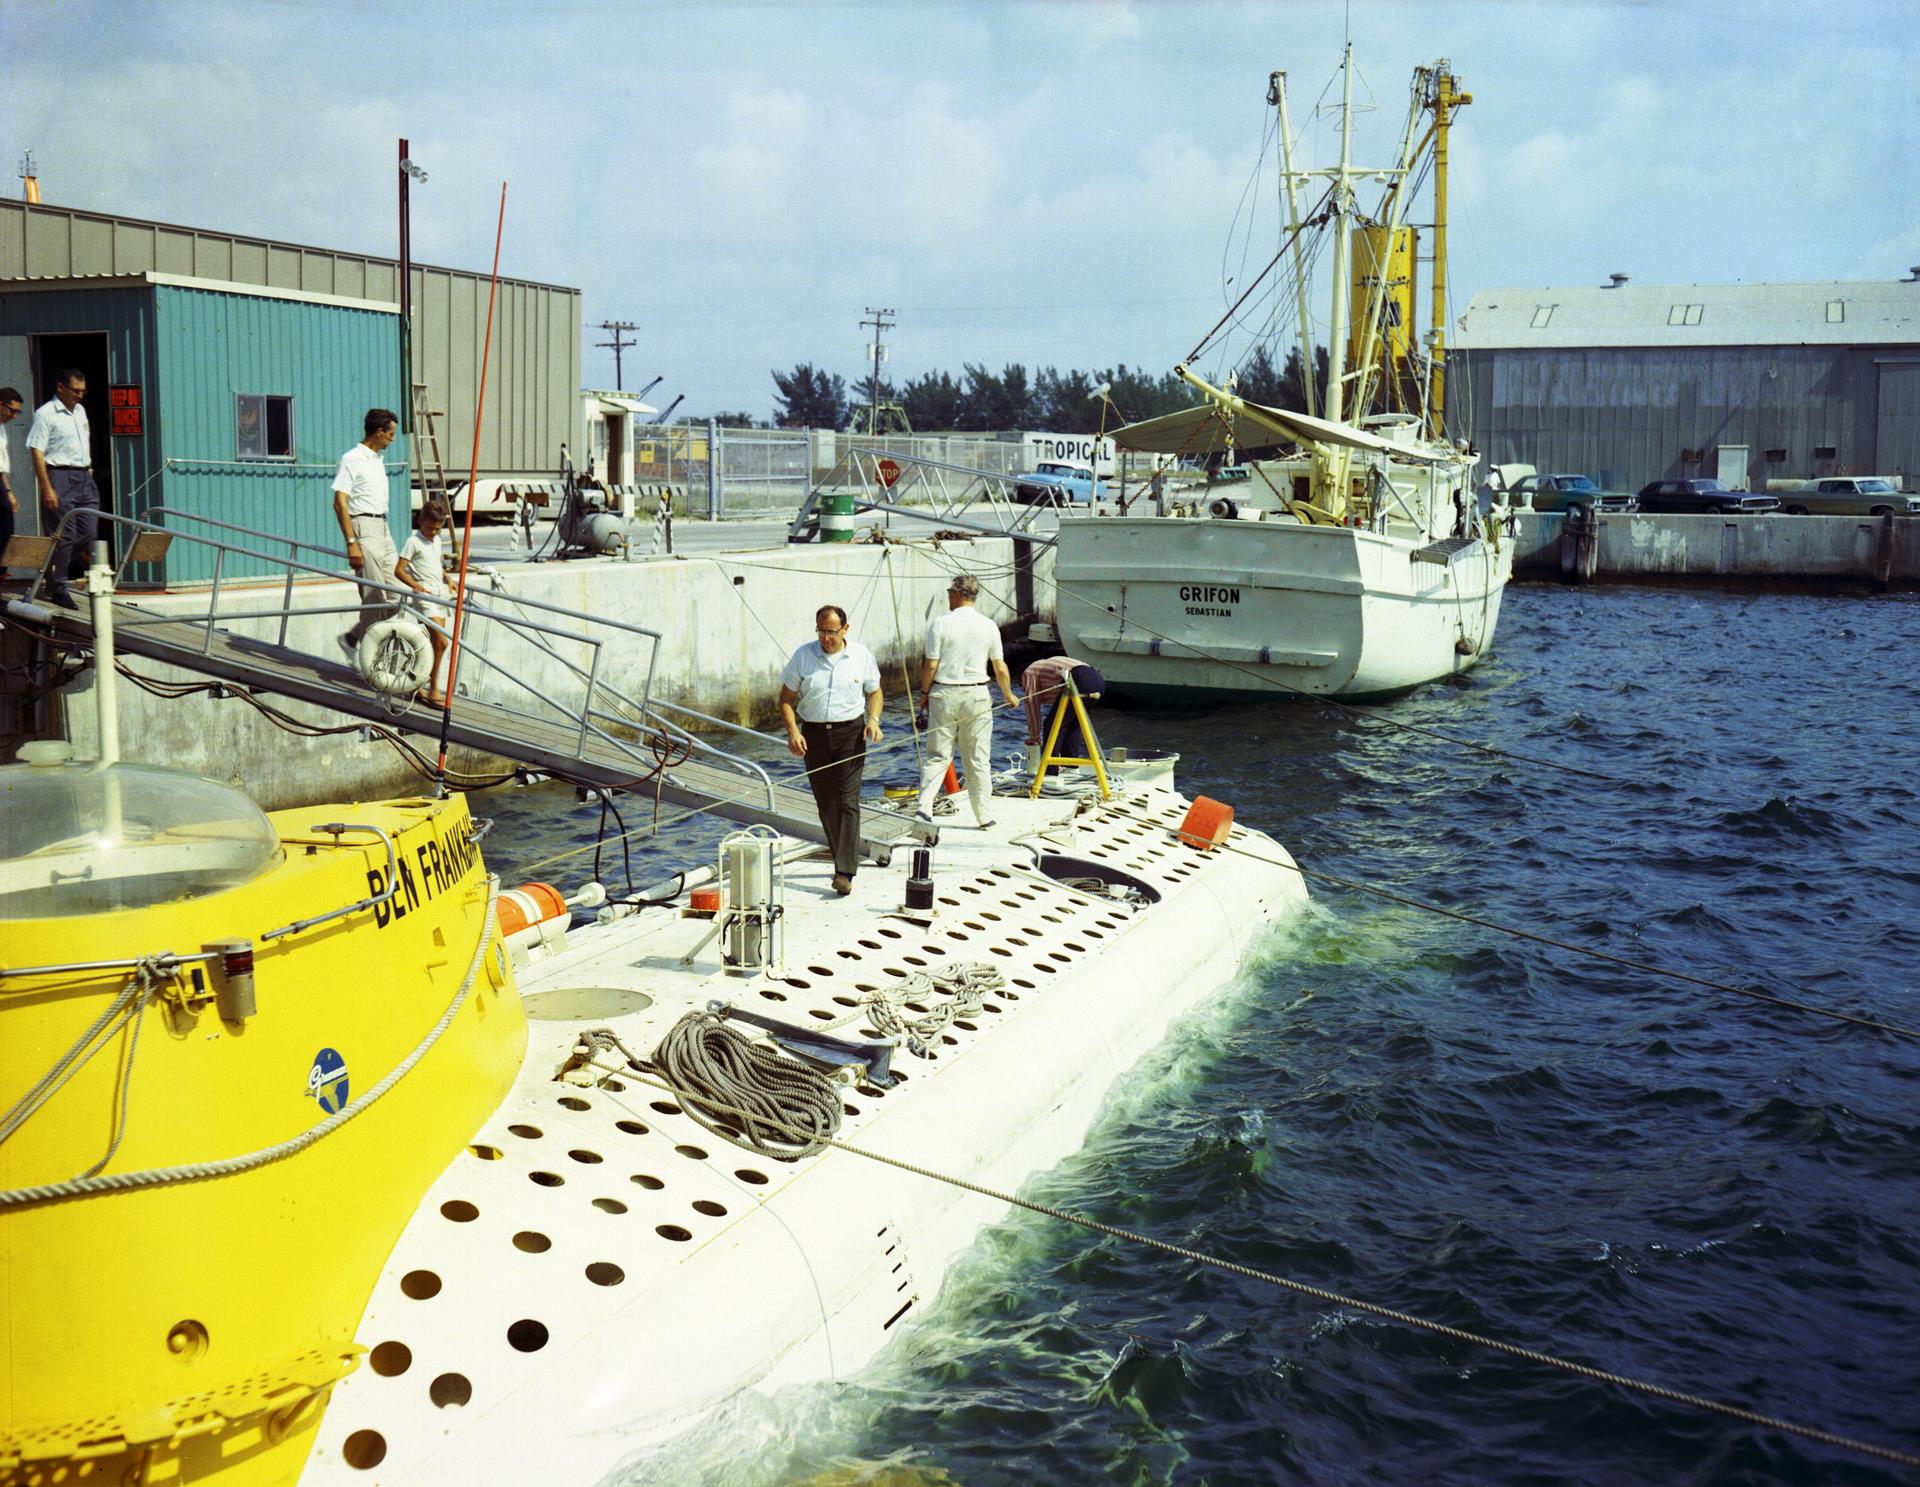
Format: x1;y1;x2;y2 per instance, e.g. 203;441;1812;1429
1013;461;1103;505
1634;478;1780;515
1774;477;1920;517
1508;471;1638;516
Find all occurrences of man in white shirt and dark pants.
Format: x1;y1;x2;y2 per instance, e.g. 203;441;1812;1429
914;574;1017;830
779;604;884;895
25;369;97;609
333;408;402;655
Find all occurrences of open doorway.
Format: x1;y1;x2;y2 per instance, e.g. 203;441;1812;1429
605;410;627;487
31;332;114;567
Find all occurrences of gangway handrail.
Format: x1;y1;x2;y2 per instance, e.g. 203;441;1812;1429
19;509;781;810
133;504;672;650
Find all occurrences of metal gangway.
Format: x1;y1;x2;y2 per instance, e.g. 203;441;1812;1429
787;446;1070;547
2;511;921;866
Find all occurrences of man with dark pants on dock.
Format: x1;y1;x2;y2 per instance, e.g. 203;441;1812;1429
780;605;884;896
334;408;401;658
25;370;96;609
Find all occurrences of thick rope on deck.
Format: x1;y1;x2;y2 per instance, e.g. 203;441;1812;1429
649;1010;843;1162
864;960;1004;1056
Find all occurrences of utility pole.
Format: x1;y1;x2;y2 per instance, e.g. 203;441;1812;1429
597;320;639;391
859;307;895;435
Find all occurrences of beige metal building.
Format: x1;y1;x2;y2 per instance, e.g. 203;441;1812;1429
0;199;581;481
1453;275;1920;491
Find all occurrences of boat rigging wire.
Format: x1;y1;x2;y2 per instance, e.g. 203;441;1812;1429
581;1058;1920;1475
1187;183;1336;366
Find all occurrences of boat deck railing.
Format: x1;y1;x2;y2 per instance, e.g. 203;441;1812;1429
5;509;920;864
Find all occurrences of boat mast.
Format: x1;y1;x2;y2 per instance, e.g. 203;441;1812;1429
1270;70;1319;419
1324;43;1355;426
1424;62;1469;441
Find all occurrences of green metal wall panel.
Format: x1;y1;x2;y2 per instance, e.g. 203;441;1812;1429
152;284;407;584
5;204;581;482
0;282;162;571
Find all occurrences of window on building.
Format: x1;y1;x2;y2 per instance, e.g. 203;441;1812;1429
1813;445;1837;460
1826;300;1845;323
1765;448;1787;463
1529;305;1555;328
1668;303;1705;326
236;393;295;461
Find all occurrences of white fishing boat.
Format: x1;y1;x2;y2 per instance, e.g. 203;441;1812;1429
1055;54;1512;702
0;542;1308;1484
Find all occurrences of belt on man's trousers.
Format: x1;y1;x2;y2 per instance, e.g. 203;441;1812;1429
932;680;988;687
48;465;90;471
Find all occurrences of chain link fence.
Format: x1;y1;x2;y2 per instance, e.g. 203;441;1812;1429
626;427;1038;520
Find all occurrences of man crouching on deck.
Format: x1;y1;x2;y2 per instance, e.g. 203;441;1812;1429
779;604;884;897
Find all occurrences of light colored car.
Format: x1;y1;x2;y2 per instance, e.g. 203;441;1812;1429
1774;477;1920;517
1013;461;1103;506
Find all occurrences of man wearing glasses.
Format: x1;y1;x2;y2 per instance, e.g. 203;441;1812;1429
25;370;96;609
778;604;884;896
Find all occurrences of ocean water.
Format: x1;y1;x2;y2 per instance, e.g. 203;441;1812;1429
483;584;1920;1487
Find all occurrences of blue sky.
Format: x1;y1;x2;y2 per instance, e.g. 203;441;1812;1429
7;0;1916;423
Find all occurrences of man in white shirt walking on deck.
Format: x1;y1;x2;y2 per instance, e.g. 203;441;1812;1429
914;574;1018;831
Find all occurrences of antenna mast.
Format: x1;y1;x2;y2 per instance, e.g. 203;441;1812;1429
1270;73;1319;418
1423;63;1469;439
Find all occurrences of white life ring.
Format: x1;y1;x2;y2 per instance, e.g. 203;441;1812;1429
357;618;434;696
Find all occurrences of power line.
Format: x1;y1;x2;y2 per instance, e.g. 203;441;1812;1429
596;320;639;391
858;306;896;434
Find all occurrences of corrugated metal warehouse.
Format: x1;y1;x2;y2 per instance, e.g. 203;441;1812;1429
0;197;581;491
1452;276;1920;491
0;275;407;584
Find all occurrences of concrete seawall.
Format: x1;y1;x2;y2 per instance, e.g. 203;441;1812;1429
1510;511;1919;587
60;537;1054;810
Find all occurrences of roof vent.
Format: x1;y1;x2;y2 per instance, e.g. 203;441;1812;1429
1606;273;1630;289
1907;266;1920;282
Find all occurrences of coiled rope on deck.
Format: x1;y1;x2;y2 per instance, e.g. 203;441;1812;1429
648;1011;843;1162
865;960;1004;1055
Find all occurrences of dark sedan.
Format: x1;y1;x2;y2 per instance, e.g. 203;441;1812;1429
1635;478;1780;515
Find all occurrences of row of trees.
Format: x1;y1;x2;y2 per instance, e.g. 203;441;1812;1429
764;343;1332;433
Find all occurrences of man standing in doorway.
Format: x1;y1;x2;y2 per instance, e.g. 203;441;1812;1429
0;387;23;566
334;408;401;657
779;604;884;896
25;370;96;609
913;574;1017;831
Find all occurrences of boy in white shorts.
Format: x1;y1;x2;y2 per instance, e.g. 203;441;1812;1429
396;498;456;705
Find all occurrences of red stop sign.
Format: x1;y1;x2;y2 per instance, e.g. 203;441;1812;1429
875;457;902;489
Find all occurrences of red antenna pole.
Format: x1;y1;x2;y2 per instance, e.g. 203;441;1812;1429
432;181;507;783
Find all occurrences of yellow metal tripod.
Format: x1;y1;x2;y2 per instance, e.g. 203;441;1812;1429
1027;674;1113;801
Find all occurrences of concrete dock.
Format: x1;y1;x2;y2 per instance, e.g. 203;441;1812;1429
1510;511;1918;588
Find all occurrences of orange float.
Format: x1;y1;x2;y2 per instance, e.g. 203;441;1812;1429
1175;796;1235;851
496;880;569;937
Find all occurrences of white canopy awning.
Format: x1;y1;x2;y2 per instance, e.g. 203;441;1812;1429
1111;398;1447;466
595;394;657;416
